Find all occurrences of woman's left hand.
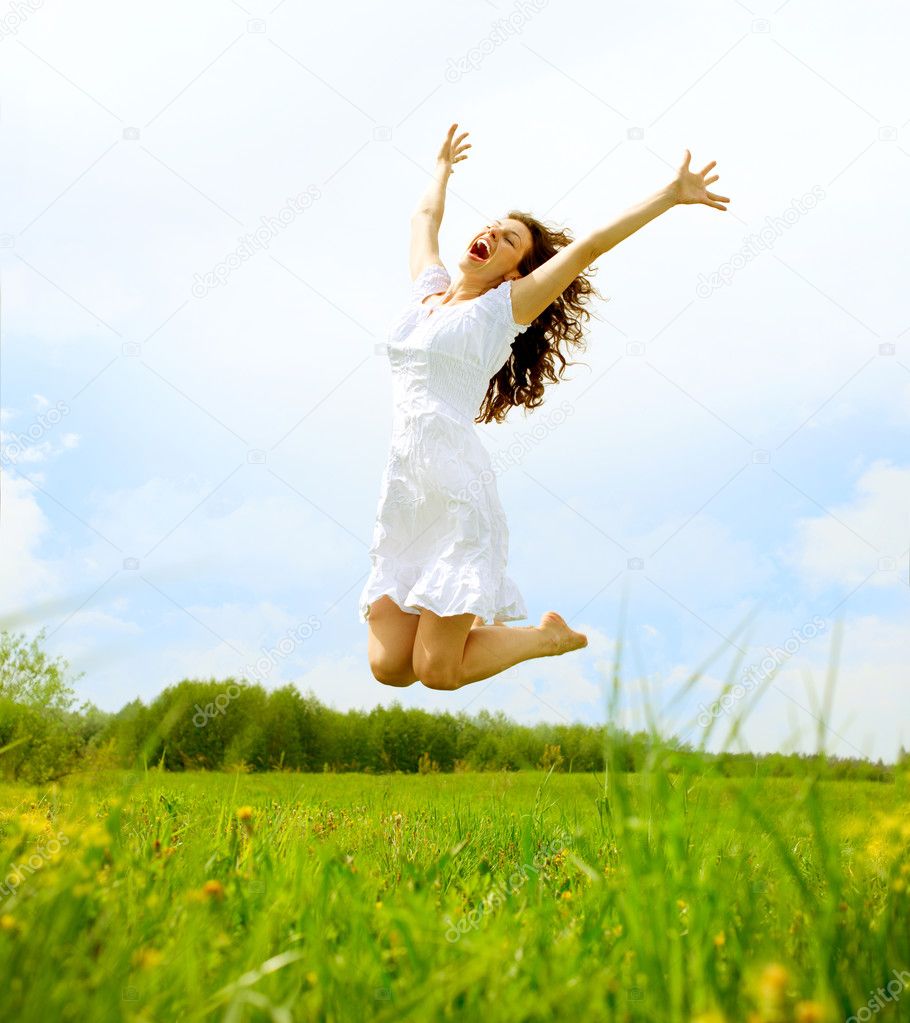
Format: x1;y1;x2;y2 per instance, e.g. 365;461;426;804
671;150;730;211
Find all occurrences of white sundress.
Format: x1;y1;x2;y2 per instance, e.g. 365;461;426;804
358;263;530;625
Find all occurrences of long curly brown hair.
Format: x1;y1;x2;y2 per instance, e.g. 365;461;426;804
475;209;605;425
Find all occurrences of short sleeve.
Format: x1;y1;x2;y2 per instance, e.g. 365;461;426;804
483;279;529;337
471;279;529;372
410;263;450;303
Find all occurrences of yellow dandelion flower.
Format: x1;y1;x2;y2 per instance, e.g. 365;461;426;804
892;878;906;893
759;963;790;991
132;947;163;970
713;931;726;948
202;879;225;900
236;806;253;822
81;823;108;848
16;814;47;837
795;1001;825;1023
0;915;16;931
757;963;791;1013
560;890;573;901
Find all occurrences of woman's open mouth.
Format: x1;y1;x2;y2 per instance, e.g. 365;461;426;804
468;237;493;263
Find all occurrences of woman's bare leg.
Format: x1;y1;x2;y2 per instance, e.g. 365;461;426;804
413;609;587;691
367;596;420;686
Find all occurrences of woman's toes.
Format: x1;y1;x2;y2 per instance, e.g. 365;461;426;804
539;611;587;655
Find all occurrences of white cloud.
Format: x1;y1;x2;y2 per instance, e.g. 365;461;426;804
792;460;910;589
0;472;58;615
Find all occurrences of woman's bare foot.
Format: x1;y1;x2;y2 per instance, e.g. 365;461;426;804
538;611;588;656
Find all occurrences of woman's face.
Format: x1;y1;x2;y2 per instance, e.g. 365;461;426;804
459;217;533;281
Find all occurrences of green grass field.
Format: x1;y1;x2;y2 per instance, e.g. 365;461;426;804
1;767;908;1022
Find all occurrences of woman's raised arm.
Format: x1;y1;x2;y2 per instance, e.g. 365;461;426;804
510;150;730;326
409;123;471;280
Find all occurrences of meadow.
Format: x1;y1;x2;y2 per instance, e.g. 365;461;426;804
1;766;908;1023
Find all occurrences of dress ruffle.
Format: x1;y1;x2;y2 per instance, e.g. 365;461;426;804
359;555;528;624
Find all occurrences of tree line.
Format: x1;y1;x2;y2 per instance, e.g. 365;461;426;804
0;628;901;783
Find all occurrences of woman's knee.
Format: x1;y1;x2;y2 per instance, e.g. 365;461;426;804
369;658;416;688
414;656;462;691
420;673;461;691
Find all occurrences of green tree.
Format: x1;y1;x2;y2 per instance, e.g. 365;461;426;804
0;628;86;782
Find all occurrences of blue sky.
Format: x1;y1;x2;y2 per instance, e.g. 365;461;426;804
1;0;908;760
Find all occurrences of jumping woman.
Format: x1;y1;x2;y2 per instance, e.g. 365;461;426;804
359;123;730;692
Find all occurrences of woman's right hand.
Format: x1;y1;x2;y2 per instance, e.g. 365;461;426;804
436;123;471;174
